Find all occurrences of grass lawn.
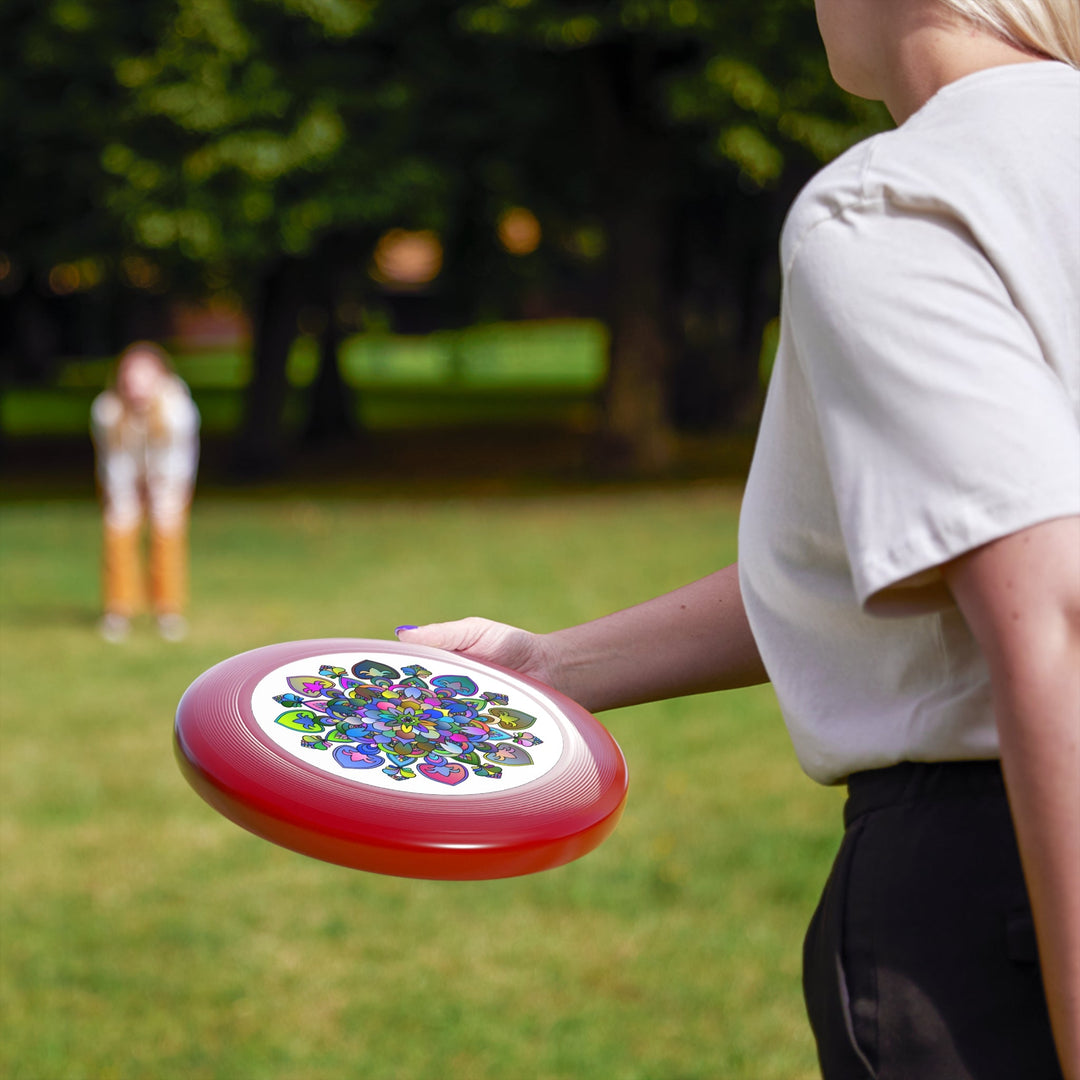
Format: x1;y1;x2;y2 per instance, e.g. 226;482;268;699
0;484;842;1079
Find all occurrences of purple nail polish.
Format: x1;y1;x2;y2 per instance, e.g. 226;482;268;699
395;625;418;635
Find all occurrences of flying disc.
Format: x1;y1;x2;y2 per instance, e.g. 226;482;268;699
174;638;628;880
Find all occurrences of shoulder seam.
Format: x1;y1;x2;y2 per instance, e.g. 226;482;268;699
783;193;891;278
783;133;895;276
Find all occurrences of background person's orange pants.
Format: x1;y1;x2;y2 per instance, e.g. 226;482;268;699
102;514;189;618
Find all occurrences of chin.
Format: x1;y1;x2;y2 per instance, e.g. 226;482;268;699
828;57;880;101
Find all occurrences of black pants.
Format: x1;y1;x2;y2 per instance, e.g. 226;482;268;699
803;761;1063;1080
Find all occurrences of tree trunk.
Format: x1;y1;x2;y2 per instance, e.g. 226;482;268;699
302;301;355;447
585;42;677;475
232;257;304;479
4;279;60;384
602;189;675;472
668;187;781;432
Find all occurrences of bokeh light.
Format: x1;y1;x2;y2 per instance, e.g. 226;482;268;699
121;254;163;291
370;229;443;288
497;207;542;256
48;264;80;295
47;259;103;295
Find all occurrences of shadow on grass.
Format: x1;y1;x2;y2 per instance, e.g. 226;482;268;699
2;604;100;629
1;426;758;503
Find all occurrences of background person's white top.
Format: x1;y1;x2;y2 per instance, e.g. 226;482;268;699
92;376;200;531
739;62;1080;785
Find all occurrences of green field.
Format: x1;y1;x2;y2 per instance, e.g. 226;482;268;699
0;485;842;1079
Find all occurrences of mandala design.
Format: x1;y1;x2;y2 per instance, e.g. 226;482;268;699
267;659;548;789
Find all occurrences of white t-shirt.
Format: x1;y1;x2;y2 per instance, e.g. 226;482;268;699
739;62;1080;785
91;375;200;530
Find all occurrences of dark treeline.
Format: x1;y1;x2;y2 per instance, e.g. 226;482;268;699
1;0;889;474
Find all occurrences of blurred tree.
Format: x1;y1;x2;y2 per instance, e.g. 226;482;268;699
2;0;889;474
454;0;890;470
96;0;565;474
94;0;445;472
0;0;168;380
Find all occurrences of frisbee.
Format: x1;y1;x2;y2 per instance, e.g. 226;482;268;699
174;638;628;880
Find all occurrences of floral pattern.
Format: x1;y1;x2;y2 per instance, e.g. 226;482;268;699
270;659;544;788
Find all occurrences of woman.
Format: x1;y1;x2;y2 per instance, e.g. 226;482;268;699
91;342;200;642
396;1;1079;1076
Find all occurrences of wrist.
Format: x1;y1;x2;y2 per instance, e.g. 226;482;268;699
534;630;585;706
537;628;617;712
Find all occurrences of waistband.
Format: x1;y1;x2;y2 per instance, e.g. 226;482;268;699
844;759;1005;829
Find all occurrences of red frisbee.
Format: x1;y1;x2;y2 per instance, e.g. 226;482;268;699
174;638;628;880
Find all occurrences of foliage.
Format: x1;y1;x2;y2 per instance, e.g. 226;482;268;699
100;0;453;277
1;1;141;269
2;0;887;293
1;0;890;462
456;0;887;185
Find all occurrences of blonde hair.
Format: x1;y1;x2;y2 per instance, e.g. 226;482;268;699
111;341;179;444
116;340;174;379
938;0;1080;66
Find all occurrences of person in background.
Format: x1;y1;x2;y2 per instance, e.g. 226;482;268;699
396;1;1079;1076
91;341;200;642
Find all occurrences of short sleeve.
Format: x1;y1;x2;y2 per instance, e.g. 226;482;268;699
90;391;122;442
787;202;1080;612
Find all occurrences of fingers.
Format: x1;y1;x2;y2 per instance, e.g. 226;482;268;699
394;618;560;698
395;617;543;675
395;617;495;655
395;620;457;650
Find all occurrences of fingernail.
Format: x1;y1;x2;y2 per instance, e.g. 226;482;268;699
395;625;418;635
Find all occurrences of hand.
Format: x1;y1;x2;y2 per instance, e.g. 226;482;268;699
396;618;562;689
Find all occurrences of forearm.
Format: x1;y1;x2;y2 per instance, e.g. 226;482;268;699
946;517;1080;1078
541;562;768;713
994;645;1080;1079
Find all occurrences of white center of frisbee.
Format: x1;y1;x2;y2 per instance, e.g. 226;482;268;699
250;651;566;795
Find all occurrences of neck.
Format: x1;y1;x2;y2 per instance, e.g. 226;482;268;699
882;7;1046;124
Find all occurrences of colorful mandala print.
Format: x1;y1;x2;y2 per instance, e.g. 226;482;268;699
272;660;544;787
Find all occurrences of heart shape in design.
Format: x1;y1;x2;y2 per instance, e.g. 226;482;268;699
332;745;384;769
431;674;479;697
287;675;334;695
484;744;533;767
418;760;469;786
487;707;536;731
275;709;324;732
351;660;400;681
